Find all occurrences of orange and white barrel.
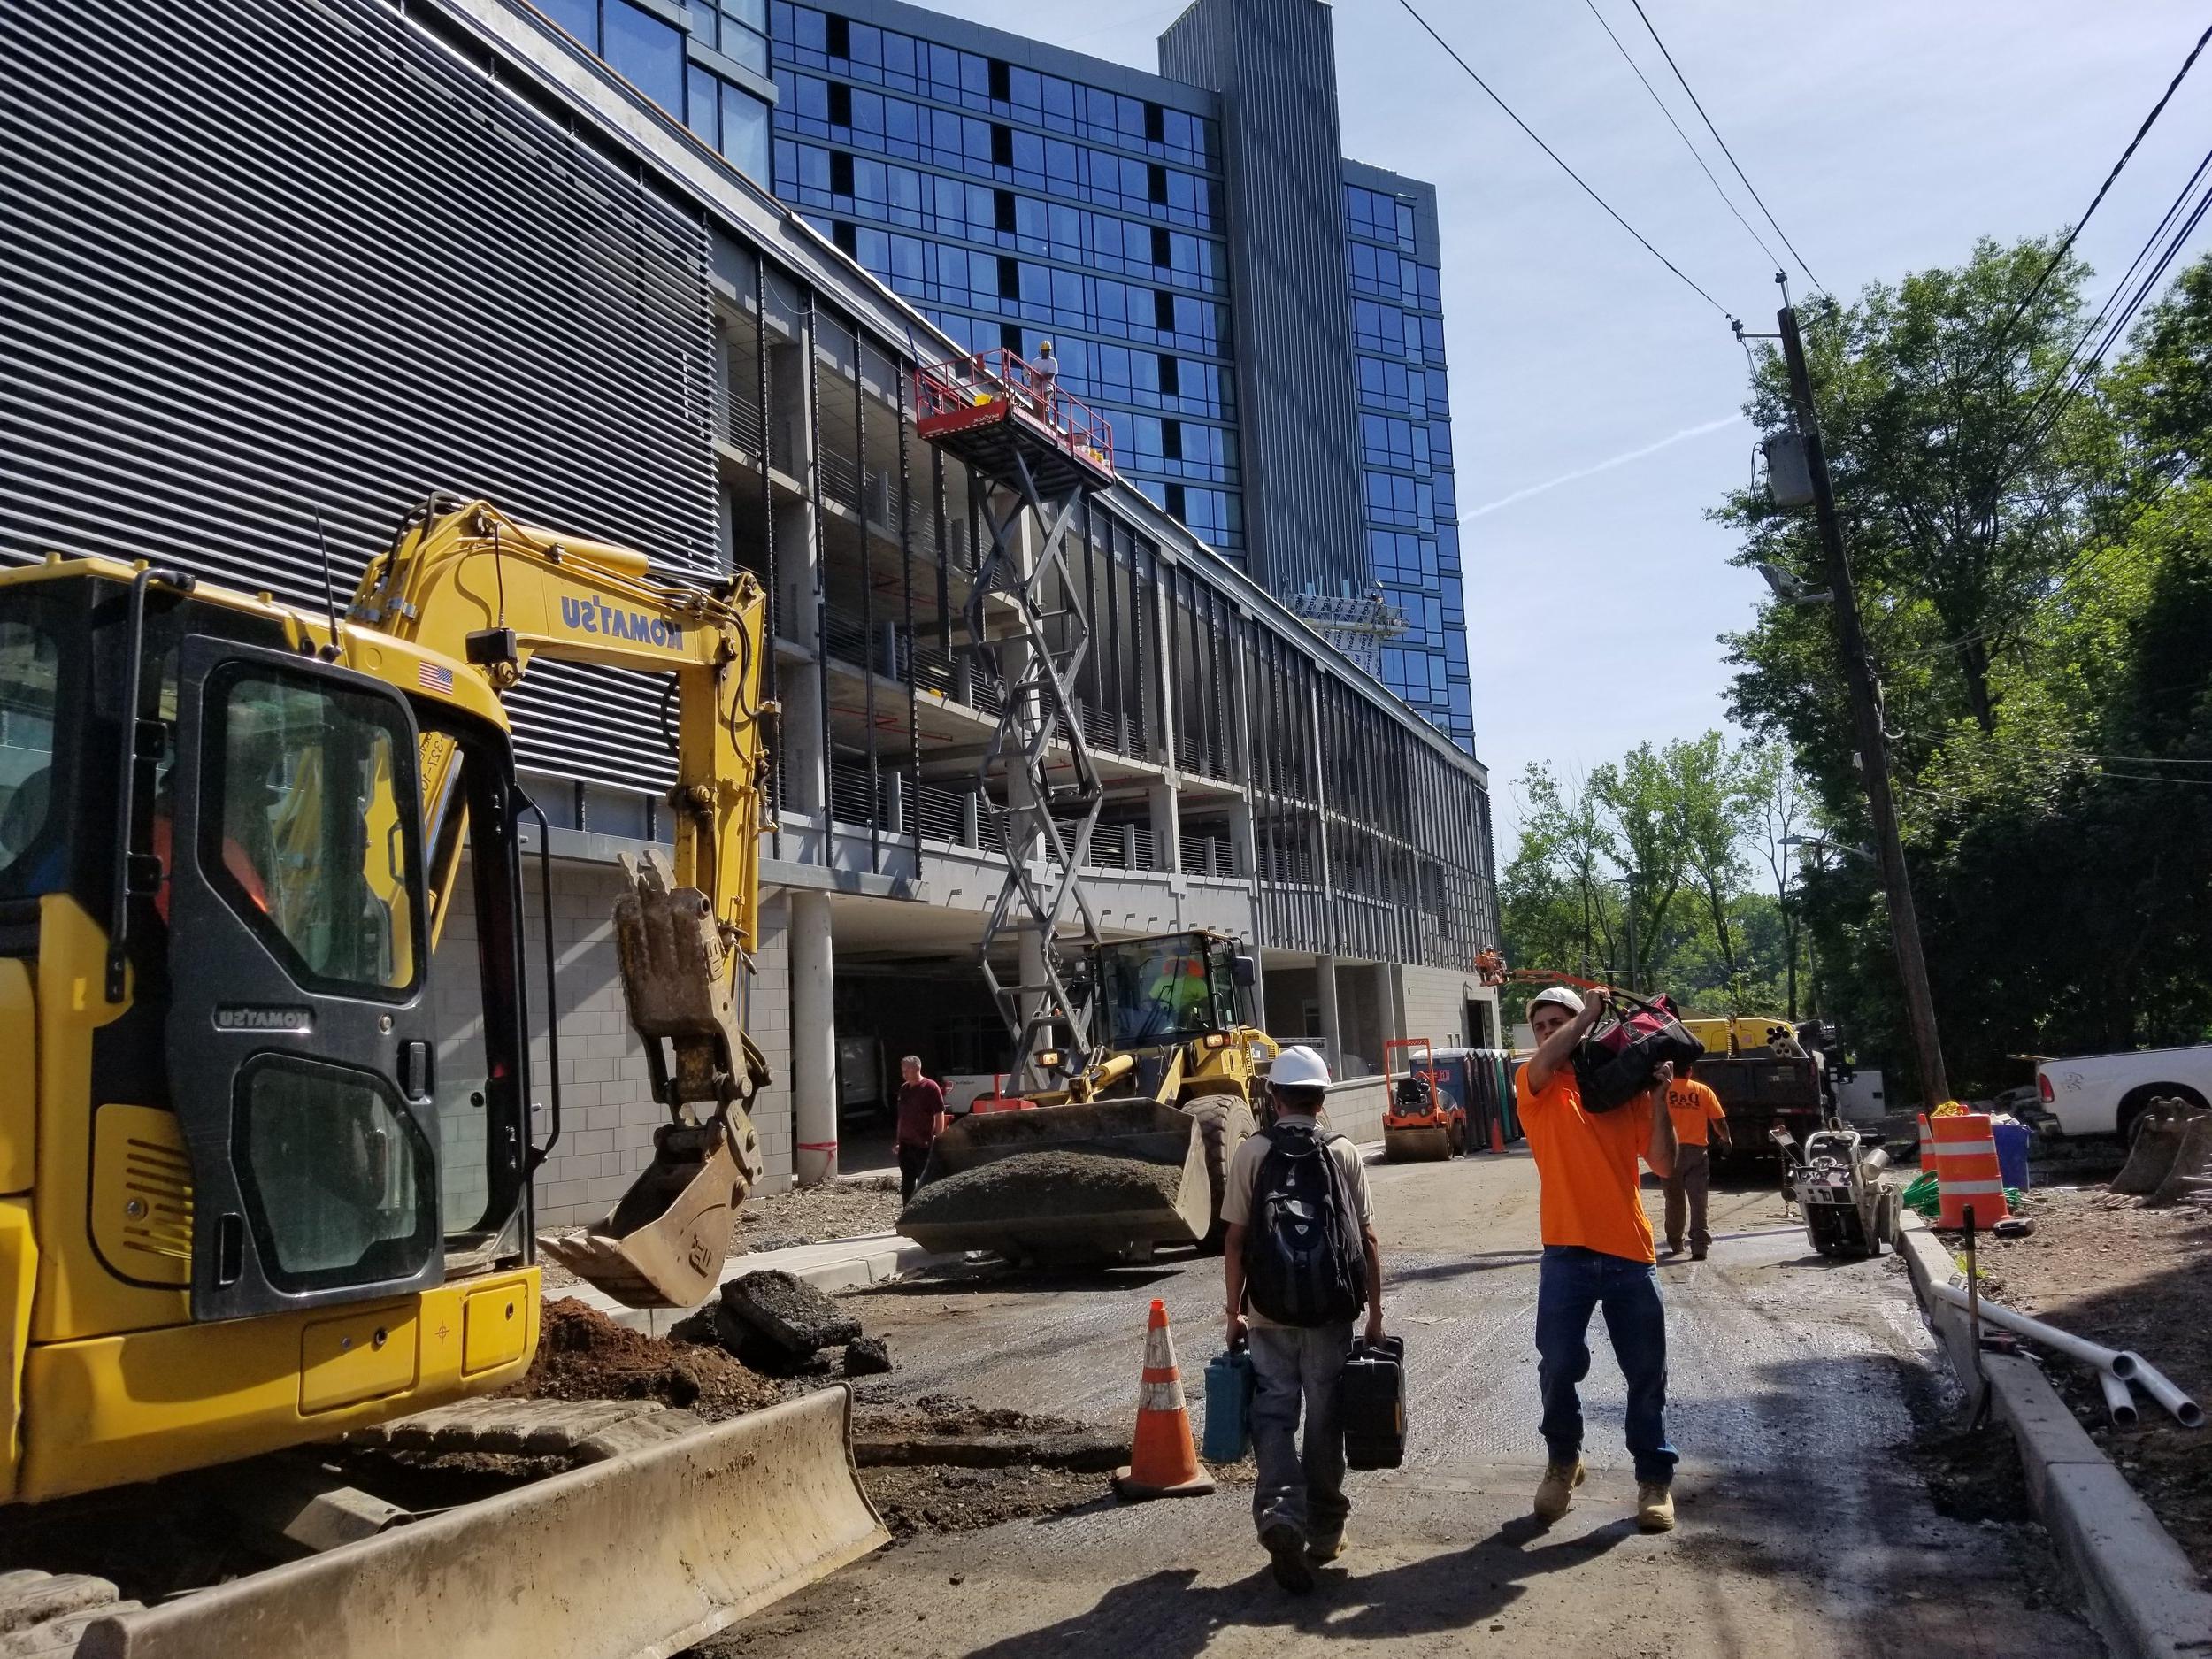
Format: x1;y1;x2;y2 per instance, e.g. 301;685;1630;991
1932;1110;2008;1228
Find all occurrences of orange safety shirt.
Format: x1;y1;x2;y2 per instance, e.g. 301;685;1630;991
1664;1078;1727;1148
1516;1062;1656;1263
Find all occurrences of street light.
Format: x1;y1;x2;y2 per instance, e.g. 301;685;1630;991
1780;833;1872;864
1755;560;1833;605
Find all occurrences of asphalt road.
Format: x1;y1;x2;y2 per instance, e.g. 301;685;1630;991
710;1151;2099;1659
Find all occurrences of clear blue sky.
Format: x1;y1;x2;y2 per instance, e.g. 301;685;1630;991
906;0;2212;844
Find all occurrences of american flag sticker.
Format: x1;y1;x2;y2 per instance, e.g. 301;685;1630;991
417;660;455;694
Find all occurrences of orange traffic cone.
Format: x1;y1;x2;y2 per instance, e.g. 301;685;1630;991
1111;1300;1215;1501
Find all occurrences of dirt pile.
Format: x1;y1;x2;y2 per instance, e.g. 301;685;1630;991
1977;1186;2212;1579
859;1464;1102;1539
902;1150;1184;1225
852;1389;1089;1441
518;1298;780;1420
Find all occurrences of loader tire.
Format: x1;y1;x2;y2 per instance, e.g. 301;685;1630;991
1187;1094;1256;1256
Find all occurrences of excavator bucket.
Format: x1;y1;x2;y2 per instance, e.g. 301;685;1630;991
78;1389;888;1659
540;850;770;1308
898;1100;1212;1263
539;1123;748;1308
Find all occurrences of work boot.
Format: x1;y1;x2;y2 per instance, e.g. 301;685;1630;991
1307;1527;1345;1564
1660;1241;1682;1258
1690;1245;1708;1262
1637;1483;1676;1532
1261;1523;1316;1594
1532;1457;1586;1521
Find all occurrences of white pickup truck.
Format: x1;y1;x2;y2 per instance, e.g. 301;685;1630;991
2030;1045;2212;1142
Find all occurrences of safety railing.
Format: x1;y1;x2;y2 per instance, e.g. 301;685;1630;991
912;348;1116;477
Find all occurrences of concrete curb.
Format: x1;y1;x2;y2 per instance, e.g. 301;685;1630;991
555;1232;956;1338
1895;1214;2212;1658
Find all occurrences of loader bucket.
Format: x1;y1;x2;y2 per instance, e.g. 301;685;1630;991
538;1123;746;1308
898;1100;1211;1263
78;1388;887;1659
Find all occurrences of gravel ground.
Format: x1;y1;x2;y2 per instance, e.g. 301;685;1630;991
1971;1181;2212;1581
739;1175;904;1246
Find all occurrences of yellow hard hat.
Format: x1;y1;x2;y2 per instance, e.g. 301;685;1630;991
1039;339;1053;351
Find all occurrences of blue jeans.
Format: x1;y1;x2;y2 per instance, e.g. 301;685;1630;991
1535;1245;1679;1486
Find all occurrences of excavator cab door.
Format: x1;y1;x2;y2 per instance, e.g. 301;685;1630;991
164;637;442;1321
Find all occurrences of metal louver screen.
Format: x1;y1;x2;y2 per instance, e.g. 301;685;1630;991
0;0;721;791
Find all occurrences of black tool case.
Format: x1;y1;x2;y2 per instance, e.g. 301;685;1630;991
1340;1335;1407;1470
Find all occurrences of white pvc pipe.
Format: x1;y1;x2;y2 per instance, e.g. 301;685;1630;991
2124;1356;2205;1429
2099;1369;2140;1430
1928;1282;2139;1379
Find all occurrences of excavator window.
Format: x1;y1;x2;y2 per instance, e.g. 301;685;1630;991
204;672;419;996
0;616;62;899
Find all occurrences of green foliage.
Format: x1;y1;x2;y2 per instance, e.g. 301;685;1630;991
1709;241;2212;1098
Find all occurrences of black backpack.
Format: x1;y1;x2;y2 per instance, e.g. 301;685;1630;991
1241;1123;1367;1326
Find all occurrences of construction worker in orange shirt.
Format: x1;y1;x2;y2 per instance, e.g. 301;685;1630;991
1661;1069;1731;1261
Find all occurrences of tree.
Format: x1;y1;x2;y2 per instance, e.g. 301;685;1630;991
1588;743;1686;987
1715;243;2212;1096
1663;733;1751;983
1741;744;1809;1017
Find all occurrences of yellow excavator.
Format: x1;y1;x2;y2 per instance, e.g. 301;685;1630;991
0;498;882;1657
899;929;1279;1263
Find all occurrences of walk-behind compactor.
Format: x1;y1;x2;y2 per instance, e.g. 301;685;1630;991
0;499;884;1658
898;931;1278;1263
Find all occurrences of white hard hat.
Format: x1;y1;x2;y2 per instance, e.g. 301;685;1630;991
1530;985;1586;1016
1270;1044;1333;1087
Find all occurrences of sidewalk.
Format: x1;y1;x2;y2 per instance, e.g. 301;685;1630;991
558;1229;956;1336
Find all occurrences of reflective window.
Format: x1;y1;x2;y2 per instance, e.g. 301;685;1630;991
0;618;60;898
238;1054;435;1290
603;0;684;113
205;669;422;997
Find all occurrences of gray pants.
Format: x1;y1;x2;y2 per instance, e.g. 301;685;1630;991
1248;1322;1352;1541
1664;1144;1712;1251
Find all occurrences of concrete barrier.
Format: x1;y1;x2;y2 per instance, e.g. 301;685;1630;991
1325;1075;1387;1147
1895;1215;2212;1659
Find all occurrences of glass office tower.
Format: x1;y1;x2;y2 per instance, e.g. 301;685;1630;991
535;0;1475;752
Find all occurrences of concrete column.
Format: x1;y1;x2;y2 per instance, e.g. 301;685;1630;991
1379;962;1403;1051
1148;780;1180;874
1314;952;1342;1078
788;888;838;1186
772;325;826;831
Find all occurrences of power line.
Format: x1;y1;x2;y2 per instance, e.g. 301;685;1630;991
1979;19;2212;378
1624;0;1822;291
1392;0;1738;322
1578;0;1783;273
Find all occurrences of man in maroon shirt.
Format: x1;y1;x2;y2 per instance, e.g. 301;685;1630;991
894;1055;947;1203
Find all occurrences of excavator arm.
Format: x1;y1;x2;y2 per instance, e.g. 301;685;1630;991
350;495;777;1304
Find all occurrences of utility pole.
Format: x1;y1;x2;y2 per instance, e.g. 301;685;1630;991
1776;302;1951;1106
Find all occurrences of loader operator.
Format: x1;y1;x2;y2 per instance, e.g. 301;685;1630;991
1517;984;1681;1534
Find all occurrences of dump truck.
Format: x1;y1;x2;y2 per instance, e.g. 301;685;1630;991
1683;1014;1835;1169
0;499;884;1657
898;929;1278;1263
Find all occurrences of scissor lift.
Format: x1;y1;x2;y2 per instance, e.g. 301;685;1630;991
914;350;1117;1089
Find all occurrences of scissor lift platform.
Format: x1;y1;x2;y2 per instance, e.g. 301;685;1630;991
913;349;1116;496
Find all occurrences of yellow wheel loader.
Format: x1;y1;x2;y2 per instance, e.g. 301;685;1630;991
0;499;883;1657
898;930;1279;1263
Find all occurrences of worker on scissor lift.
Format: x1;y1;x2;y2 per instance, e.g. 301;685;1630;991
1031;340;1060;421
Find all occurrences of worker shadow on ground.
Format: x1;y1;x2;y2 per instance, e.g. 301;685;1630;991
1386;1248;1545;1285
963;1514;1640;1656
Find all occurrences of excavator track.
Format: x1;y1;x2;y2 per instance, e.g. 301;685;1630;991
0;1571;142;1659
341;1395;709;1466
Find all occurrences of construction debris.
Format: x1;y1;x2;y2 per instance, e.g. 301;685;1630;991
2113;1100;2212;1199
844;1336;894;1377
718;1271;864;1360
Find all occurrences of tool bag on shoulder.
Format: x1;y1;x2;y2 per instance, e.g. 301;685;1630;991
1241;1123;1367;1326
1574;990;1705;1114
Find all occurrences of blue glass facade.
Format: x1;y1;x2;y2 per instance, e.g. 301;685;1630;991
767;3;1248;559
1343;170;1471;747
540;0;1473;753
535;0;775;182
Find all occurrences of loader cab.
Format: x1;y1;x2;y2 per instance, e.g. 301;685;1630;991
0;570;536;1331
1089;930;1256;1055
